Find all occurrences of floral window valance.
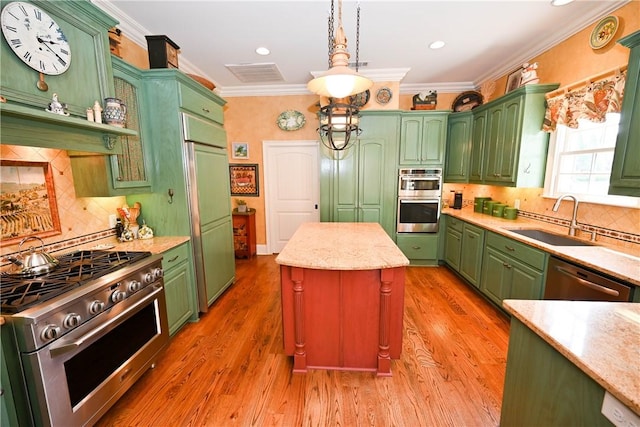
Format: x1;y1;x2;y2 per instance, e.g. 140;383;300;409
542;69;626;132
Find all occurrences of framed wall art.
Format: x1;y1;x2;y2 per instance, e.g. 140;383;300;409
232;142;249;159
505;68;523;94
0;160;61;244
229;164;259;196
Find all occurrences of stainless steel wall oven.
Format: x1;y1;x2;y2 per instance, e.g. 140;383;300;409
397;168;442;233
1;250;169;427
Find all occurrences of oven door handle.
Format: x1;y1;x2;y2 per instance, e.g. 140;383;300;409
555;266;620;297
49;284;163;357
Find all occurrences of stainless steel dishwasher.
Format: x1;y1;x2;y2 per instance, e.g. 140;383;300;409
544;256;634;302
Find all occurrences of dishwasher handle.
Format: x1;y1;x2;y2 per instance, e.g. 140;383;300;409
555;266;620;297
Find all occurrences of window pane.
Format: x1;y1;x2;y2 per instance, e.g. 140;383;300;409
594;152;614;173
557;174;589;193
559;153;593;173
590;175;610;195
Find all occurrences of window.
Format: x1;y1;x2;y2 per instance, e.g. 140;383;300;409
543;113;639;208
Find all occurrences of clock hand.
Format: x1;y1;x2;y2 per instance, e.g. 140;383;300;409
36;37;65;62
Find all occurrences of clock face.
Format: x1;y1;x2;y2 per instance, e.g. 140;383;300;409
1;1;71;75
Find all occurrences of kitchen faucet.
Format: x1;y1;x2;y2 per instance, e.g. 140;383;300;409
552;195;581;236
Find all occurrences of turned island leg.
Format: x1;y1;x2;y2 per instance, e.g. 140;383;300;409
377;268;394;376
291;267;307;373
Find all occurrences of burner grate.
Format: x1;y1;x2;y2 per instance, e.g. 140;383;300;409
1;250;151;314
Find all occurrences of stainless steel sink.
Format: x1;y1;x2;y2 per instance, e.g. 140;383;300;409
507;228;596;246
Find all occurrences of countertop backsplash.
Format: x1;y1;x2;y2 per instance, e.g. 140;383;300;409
443;184;640;251
0;145;126;257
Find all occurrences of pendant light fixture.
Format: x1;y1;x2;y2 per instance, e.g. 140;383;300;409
308;0;372;99
314;0;368;151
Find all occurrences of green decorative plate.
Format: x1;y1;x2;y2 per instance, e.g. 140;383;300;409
277;110;306;131
590;15;618;50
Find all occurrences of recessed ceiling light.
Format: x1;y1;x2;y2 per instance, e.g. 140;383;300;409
429;40;445;50
256;47;270;56
551;0;574;6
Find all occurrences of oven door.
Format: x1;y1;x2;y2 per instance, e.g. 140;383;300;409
21;283;169;427
397;198;441;233
398;176;441;198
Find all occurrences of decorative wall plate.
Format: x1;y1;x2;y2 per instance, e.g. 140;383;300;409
590;15;619;50
376;87;393;105
277;110;306;131
349;90;370;108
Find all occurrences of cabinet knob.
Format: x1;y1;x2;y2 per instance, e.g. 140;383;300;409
504;245;515;251
502;262;512;269
202;107;210;113
412;246;421;250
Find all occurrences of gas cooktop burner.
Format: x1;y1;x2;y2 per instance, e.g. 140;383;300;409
1;250;151;314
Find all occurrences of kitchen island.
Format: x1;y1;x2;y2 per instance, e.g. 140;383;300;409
276;222;409;376
501;299;640;426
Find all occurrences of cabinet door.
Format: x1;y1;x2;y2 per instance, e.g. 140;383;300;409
399;116;423;165
493;98;523;184
510;258;544;300
469;109;487;182
420;115;447;165
201;219;235;305
110;60;151;190
481;247;511;306
459;224;485;287
334;147;359;223
609;31;640;197
164;262;194;335
358;137;385;225
444;112;472;182
444;227;462;271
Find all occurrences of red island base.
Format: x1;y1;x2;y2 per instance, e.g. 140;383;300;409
280;265;405;376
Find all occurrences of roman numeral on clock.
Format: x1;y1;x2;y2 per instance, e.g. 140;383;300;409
10;38;22;48
23;51;32;62
39;60;46;72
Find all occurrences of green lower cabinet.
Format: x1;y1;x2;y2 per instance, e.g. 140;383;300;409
162;242;197;336
501;318;613;426
444;227;462;271
458;223;485;287
396;233;440;266
480;232;547;307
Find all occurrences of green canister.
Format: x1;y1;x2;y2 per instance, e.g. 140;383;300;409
504;207;518;220
474;197;491;213
483;200;499;215
492;203;507;217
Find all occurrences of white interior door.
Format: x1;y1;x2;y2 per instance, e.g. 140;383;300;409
263;141;320;253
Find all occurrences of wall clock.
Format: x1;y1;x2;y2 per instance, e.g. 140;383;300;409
1;1;72;76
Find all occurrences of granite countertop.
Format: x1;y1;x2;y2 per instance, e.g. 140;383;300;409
503;299;640;416
275;222;410;270
74;236;190;255
443;208;640;287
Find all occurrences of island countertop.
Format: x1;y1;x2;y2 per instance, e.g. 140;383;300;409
275;222;409;270
503;299;640;415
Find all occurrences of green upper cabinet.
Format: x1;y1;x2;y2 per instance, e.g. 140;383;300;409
469;108;488;182
609;30;640;197
70;57;152;196
444;111;472;182
0;0;132;153
320;111;400;238
399;111;449;166
470;84;558;187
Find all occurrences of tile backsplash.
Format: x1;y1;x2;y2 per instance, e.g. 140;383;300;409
443;183;640;251
1;145;125;256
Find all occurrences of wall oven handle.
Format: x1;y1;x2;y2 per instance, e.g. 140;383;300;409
555;266;620;297
49;284;163;357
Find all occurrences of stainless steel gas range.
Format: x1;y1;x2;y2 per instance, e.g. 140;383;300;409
1;250;169;427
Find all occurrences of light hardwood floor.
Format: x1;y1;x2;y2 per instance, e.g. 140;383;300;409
96;255;511;426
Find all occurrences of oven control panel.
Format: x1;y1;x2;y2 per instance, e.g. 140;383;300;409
14;259;164;352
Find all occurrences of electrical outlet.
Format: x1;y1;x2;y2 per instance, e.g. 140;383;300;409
601;391;640;427
514;199;521;209
108;214;117;228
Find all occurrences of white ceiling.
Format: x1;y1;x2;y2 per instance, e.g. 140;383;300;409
93;0;629;97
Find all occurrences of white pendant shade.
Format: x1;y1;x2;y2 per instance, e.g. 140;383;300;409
308;66;373;98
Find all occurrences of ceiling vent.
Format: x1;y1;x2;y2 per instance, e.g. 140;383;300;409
348;61;369;68
224;63;285;83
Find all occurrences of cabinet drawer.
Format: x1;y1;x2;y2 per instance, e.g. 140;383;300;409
182;113;227;147
396;234;439;260
447;216;464;232
162;243;191;271
179;84;224;124
486;232;546;270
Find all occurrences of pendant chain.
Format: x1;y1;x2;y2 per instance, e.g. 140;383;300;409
355;2;360;72
328;0;335;68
